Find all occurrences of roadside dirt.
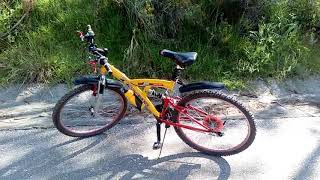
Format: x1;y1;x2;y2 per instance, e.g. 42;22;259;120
0;76;319;130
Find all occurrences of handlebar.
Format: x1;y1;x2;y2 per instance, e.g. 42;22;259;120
77;25;112;75
77;25;95;43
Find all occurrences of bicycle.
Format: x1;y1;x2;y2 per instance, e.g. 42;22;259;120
52;25;256;156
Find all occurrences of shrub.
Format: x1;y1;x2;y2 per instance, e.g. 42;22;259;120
0;0;319;86
239;21;308;78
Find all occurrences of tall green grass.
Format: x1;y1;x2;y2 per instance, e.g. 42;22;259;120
0;0;131;84
0;0;319;88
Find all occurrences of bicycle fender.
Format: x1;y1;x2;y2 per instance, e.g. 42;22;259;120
106;79;126;89
179;81;225;93
73;75;99;85
73;76;125;89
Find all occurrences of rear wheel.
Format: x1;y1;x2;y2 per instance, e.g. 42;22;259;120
173;90;256;156
52;84;127;137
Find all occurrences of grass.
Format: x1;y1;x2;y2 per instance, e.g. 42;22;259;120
0;0;320;89
0;0;131;84
301;44;320;75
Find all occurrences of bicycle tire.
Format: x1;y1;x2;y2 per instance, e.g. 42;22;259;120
173;90;256;156
52;84;127;137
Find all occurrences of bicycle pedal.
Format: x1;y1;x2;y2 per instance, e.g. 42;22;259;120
152;142;162;150
217;132;224;137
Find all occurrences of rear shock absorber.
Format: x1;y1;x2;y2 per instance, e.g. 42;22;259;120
148;89;163;99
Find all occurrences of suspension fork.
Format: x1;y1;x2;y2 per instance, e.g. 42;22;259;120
90;75;106;115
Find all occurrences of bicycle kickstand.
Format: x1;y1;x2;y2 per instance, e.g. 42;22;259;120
158;126;168;158
153;122;169;158
153;122;162;150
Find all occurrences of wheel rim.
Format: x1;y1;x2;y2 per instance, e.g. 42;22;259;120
177;96;251;152
59;88;124;134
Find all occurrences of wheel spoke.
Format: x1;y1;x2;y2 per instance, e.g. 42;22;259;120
174;91;256;156
53;85;127;137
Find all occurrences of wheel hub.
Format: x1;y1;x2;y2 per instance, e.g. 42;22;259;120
203;115;224;133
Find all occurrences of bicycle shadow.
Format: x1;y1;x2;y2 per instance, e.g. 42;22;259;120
51;151;231;180
0;131;231;179
0;135;103;178
1;124;231;179
121;152;230;180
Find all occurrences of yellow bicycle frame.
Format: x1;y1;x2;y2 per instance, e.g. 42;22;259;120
100;64;176;118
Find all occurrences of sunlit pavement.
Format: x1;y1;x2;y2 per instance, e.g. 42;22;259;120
0;84;319;179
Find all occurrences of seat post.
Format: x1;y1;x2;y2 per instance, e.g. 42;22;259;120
171;65;184;83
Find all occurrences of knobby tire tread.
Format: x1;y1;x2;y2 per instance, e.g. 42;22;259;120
174;90;256;156
52;84;127;137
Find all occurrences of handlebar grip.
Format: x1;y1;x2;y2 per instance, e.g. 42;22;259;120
86;25;95;37
76;25;95;43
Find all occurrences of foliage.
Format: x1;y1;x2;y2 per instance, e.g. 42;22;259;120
0;0;131;84
0;0;319;87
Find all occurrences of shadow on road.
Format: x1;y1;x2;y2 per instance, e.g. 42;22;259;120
51;152;230;180
0;135;102;178
292;128;320;180
0;130;230;179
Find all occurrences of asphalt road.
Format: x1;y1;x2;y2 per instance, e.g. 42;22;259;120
0;84;320;179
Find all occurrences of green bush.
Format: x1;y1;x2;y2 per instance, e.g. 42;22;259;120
0;0;131;84
240;21;308;77
0;0;319;87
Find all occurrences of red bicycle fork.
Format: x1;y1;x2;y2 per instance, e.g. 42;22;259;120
88;60;97;74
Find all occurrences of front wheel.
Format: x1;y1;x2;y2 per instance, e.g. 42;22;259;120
173;90;256;156
52;84;127;137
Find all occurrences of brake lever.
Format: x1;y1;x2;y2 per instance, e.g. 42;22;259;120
77;31;85;41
